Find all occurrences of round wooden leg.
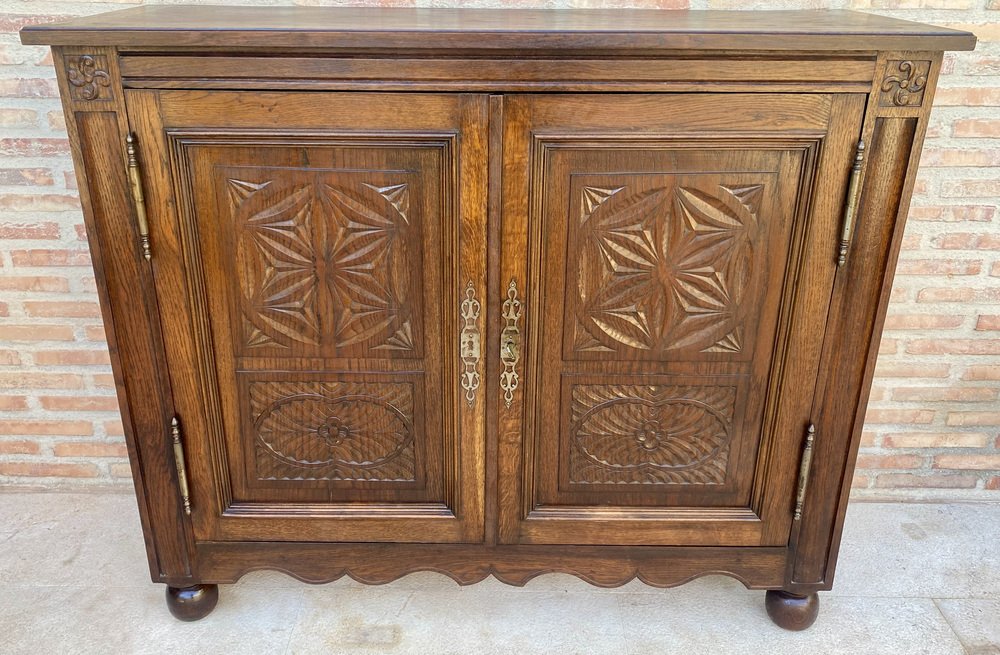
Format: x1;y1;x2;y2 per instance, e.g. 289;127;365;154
765;590;819;631
166;584;219;621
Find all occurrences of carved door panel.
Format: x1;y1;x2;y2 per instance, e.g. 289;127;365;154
127;91;488;543
499;94;865;546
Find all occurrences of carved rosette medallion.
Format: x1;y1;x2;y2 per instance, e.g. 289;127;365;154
228;173;418;355
250;380;416;482
879;60;930;107
65;54;112;101
569;383;736;485
573;181;762;356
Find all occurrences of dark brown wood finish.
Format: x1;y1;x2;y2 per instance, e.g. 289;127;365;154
23;8;975;627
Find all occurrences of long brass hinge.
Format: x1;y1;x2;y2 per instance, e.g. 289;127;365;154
837;140;866;267
171;417;192;516
125;133;152;261
793;424;816;521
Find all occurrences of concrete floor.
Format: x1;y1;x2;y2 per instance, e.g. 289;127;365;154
0;493;997;655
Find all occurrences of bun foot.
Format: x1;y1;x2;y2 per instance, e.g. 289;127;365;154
765;590;819;631
166;584;219;621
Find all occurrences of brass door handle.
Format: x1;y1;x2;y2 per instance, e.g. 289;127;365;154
500;279;522;408
838;140;865;267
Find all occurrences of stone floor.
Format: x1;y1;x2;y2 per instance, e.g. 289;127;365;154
0;493;997;654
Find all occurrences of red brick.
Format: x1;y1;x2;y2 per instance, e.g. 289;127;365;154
864;409;936;424
855;454;925;469
851;474;870;489
74;224;88;241
962;365;1000;380
47;110;65;132
84;325;106;342
0;396;28;411
953;118;1000;138
0;15;74;32
0;462;99;478
908;205;995;223
0;276;69;293
0;138;70;157
39;396;118;412
64;171;76;190
33;349;111;367
941;179;1000;198
993;261;1000;277
91;374;116;389
935;88;1000;106
0;350;22;366
874;362;950;378
891;387;997;402
0;108;38;128
946;412;1000;427
0;222;59;239
920;148;1000;167
987;477;1000;491
906;339;1000;355
874;473;978;489
896;258;982;275
0;194;80;212
9;249;91;267
0;372;84;390
933;455;1000;470
916;288;1000;303
104;420;125;436
962;56;1000;76
23;301;102;319
879;338;897;355
883;314;964;330
0;440;40;455
0;420;92;436
883;432;990;448
109;463;134;478
0;169;54;186
977;315;1000;330
859;430;879;447
0;324;74;342
53;442;127;458
0;78;60;99
932;233;1000;250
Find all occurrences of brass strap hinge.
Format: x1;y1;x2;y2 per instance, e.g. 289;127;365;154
125;133;152;261
171;417;192;516
794;424;816;521
837;140;866;267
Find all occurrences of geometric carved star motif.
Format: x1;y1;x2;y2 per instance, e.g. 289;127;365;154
575;181;762;355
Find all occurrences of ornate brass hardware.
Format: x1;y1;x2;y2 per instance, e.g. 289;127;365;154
838;140;865;267
500;279;522;409
171;417;192;516
794;424;816;521
125;133;152;261
459;281;482;406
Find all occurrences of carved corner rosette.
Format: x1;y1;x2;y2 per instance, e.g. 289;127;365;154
879;60;930;108
65;54;113;101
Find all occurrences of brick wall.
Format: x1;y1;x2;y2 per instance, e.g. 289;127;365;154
0;0;997;497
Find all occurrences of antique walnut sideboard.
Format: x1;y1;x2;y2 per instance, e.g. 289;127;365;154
22;7;975;629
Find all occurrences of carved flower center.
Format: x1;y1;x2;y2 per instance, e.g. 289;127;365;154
634;421;666;451
316;416;353;447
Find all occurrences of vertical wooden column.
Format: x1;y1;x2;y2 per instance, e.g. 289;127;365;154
790;51;943;589
52;46;194;584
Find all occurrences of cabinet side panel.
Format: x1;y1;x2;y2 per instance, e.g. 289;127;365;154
53;47;192;582
793;52;941;587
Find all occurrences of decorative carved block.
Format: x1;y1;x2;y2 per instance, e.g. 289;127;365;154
880;60;930;107
568;383;736;485
250;380;416;482
65;54;112;101
227;170;420;356
572;179;762;356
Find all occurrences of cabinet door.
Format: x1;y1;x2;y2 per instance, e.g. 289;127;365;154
499;94;864;546
127;91;488;543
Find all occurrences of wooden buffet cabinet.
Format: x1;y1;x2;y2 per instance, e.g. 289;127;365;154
22;7;975;629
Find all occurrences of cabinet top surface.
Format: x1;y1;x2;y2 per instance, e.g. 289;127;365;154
20;6;975;52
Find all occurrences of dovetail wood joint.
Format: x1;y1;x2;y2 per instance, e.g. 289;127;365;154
793;424;816;521
460;281;482;406
838;140;865;267
66;54;111;101
880;60;930;107
125;134;152;260
171;417;192;516
500;279;522;409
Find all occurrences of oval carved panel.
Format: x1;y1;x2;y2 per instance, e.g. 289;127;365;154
250;380;415;482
